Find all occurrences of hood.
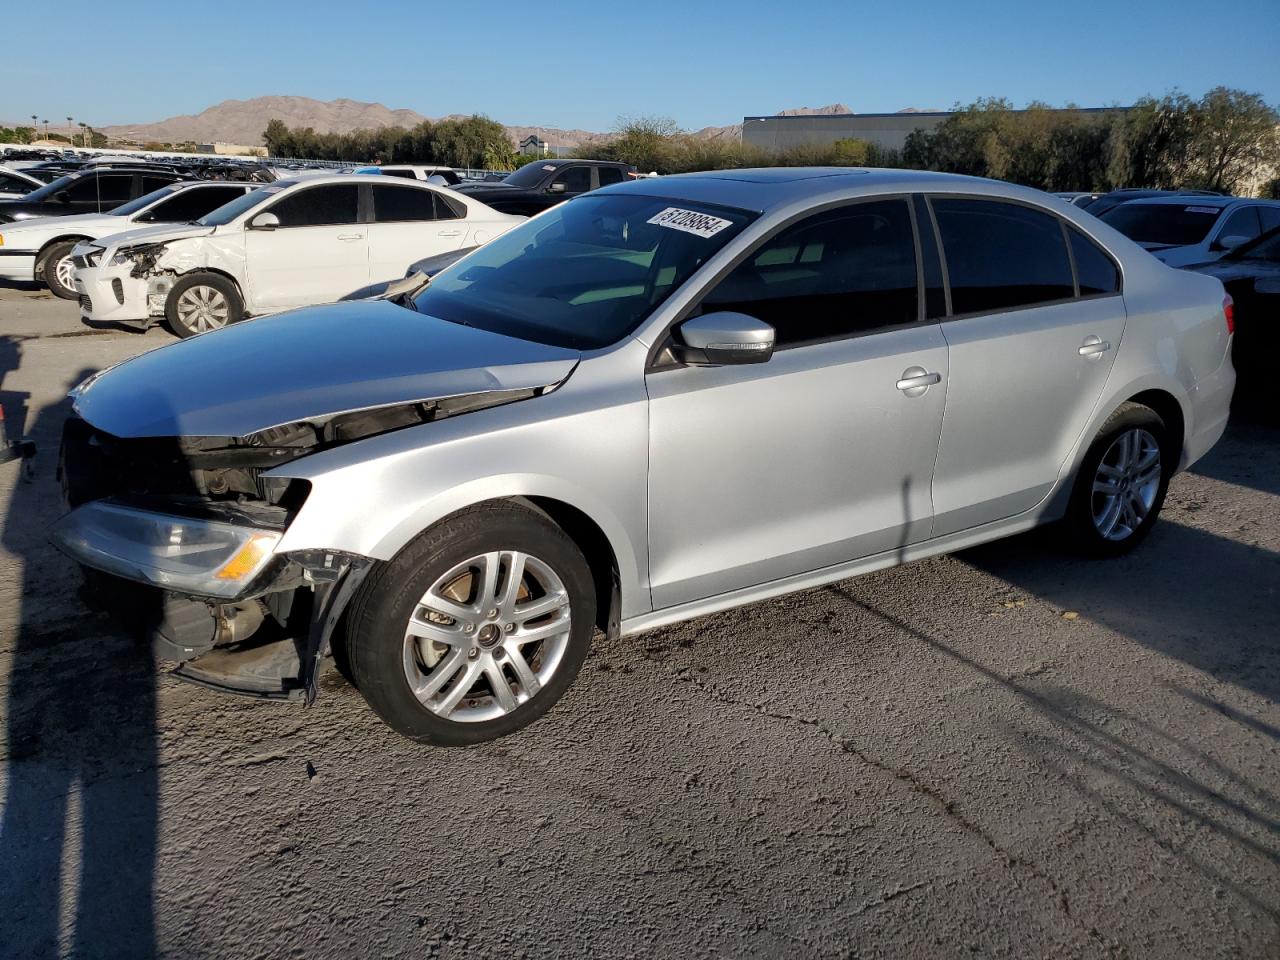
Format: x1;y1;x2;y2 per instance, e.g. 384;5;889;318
0;211;125;236
72;299;580;439
456;181;518;194
1185;258;1280;282
90;221;216;252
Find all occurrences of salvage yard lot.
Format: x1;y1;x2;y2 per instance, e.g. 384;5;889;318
0;282;1277;958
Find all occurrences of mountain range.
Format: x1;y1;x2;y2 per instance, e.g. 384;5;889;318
28;97;923;149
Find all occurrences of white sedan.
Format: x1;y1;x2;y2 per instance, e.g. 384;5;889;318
73;174;524;337
0;166;43;199
0;181;255;298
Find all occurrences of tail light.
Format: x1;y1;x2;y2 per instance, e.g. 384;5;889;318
1223;294;1234;335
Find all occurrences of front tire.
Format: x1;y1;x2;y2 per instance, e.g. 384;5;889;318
42;241;81;299
1064;402;1172;557
164;272;243;338
346;503;596;745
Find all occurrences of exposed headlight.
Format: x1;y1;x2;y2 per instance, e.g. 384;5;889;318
109;244;159;267
50;500;282;599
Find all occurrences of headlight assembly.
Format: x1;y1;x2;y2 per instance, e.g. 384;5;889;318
50;500;283;599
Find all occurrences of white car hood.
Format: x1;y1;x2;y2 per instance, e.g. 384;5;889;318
89;221;217;255
0;211;131;249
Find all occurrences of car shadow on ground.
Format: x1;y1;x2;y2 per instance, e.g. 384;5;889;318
0;335;161;959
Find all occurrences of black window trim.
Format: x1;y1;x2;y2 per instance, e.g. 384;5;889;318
922;192;1124;323
647;193;928;371
259;181;365;228
365;181;445;224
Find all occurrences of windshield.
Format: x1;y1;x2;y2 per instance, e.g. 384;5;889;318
20;173;80;201
411;194;756;349
1102;203;1223;246
111;184;183;218
502;161;559;188
197;186;275;226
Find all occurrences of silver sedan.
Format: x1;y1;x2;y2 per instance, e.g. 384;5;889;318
54;168;1235;745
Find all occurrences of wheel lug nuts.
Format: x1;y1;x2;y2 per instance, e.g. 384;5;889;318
487;609;498;619
504;622;515;633
468;647;479;659
463;623;475;634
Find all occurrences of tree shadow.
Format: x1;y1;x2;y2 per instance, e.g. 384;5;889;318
959;515;1280;703
823;587;1280;922
0;343;160;959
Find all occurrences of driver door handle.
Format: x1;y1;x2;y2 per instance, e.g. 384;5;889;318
337;233;364;241
1078;335;1111;358
896;370;942;392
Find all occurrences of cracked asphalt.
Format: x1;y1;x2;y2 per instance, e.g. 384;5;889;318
0;282;1277;959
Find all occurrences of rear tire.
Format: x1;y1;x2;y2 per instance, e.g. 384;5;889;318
346;502;595;746
164;272;243;338
42;241;81;300
1064;402;1172;557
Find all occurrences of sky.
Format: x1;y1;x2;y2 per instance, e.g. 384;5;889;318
3;0;1278;133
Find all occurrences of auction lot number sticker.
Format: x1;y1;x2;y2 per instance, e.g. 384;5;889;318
647;207;734;238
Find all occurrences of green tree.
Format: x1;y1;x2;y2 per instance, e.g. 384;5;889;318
1184;87;1280;193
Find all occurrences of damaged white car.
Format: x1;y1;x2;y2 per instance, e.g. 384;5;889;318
72;174;523;337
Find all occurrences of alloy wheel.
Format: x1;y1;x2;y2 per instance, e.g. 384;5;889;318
1091;427;1162;541
402;551;572;723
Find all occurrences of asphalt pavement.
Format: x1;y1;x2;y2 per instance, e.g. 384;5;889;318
0;281;1277;959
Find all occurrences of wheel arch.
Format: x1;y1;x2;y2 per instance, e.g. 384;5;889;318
35;235;92;271
519;496;621;638
1124;388;1186;467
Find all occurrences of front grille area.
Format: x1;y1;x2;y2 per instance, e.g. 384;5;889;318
111;278;124;305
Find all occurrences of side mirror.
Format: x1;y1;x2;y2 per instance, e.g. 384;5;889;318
1215;234;1250;252
547;181;567;194
249;211;280;230
674;312;775;366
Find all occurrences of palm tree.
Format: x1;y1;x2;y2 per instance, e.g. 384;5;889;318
78;122;88;148
66;116;74;142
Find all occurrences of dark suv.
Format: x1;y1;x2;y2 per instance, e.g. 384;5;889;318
454;159;636;216
0;167;189;223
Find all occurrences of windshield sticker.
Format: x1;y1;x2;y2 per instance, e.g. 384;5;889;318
1184;206;1221;214
647;207;734;238
542;165;557;172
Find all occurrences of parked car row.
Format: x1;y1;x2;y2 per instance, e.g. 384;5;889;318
49;167;1235;747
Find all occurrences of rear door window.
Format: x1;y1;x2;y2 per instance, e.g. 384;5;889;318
596;167;625;187
701;198;918;346
267;184;360;227
1259;207;1280;234
932;198;1074;314
1068;227;1121;296
372;183;437;222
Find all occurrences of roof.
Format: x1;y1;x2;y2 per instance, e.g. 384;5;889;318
743;106;1132;122
1116;196;1274;208
600;167;1033;214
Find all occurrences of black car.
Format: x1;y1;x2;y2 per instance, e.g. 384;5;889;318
1082;188;1223;218
1185;226;1280;403
454;159;636;216
0;167;189;223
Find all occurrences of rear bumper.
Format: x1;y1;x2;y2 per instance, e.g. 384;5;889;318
0;251;37;282
74;264;153;325
1182;346;1236;470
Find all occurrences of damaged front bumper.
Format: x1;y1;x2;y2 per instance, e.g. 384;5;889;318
51;499;373;703
72;241;173;327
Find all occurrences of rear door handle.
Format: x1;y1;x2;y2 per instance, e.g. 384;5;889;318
896;367;942;397
337;233;364;241
1078;335;1111;358
437;230;463;237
